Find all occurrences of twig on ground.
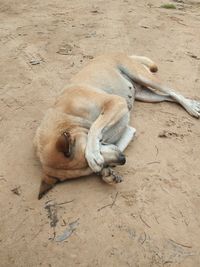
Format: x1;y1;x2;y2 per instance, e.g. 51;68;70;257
160;185;173;196
138;232;147;244
57;200;75;206
53;227;56;240
111;192;119;208
97;192;118;211
169;16;187;26
147;161;160;165
187;52;200;60
169;238;192;248
154;215;160;224
33;228;43;240
11;186;21;196
155;145;159;157
139;214;151;228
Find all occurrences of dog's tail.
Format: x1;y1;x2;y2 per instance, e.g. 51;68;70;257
130;55;158;73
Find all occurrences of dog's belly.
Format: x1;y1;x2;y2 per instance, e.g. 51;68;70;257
72;66;136;111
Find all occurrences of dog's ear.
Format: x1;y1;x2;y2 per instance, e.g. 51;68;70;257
56;132;72;157
38;174;59;200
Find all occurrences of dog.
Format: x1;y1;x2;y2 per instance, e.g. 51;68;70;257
34;53;200;199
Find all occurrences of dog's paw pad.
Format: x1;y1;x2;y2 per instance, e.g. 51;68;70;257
101;168;123;184
112;173;123;183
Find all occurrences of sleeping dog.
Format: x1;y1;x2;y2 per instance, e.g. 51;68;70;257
34;53;200;199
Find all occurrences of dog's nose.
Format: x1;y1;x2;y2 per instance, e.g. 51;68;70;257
118;153;126;165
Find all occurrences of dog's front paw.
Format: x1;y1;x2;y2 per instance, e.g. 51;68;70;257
85;148;104;173
101;167;123;184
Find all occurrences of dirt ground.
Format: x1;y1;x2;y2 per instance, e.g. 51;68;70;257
1;0;200;266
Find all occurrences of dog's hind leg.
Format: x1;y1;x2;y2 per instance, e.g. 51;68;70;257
118;59;200;118
135;86;175;103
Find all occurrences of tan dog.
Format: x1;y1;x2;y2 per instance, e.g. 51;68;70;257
34;53;200;199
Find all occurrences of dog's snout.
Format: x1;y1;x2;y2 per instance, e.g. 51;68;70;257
118;153;126;165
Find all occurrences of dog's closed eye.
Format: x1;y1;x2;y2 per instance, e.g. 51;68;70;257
56;132;72;157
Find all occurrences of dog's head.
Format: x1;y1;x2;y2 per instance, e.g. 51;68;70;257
34;109;91;199
36;129;91;199
44;130;88;170
35;110;126;199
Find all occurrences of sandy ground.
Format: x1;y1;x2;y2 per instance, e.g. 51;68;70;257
1;0;200;266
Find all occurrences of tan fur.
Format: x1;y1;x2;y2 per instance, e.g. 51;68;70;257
34;53;200;198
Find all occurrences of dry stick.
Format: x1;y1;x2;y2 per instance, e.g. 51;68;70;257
169;16;188;27
160;185;173;196
45;199;54;205
147;161;160;165
179;210;189;226
97;192;118;212
155;145;159;157
154;215;160;224
53;227;56;240
111;192;118;208
169;239;192;248
45;199;74;206
140;232;146;245
139;214;151;228
97;203;111;211
32;228;43;240
57;200;75;206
